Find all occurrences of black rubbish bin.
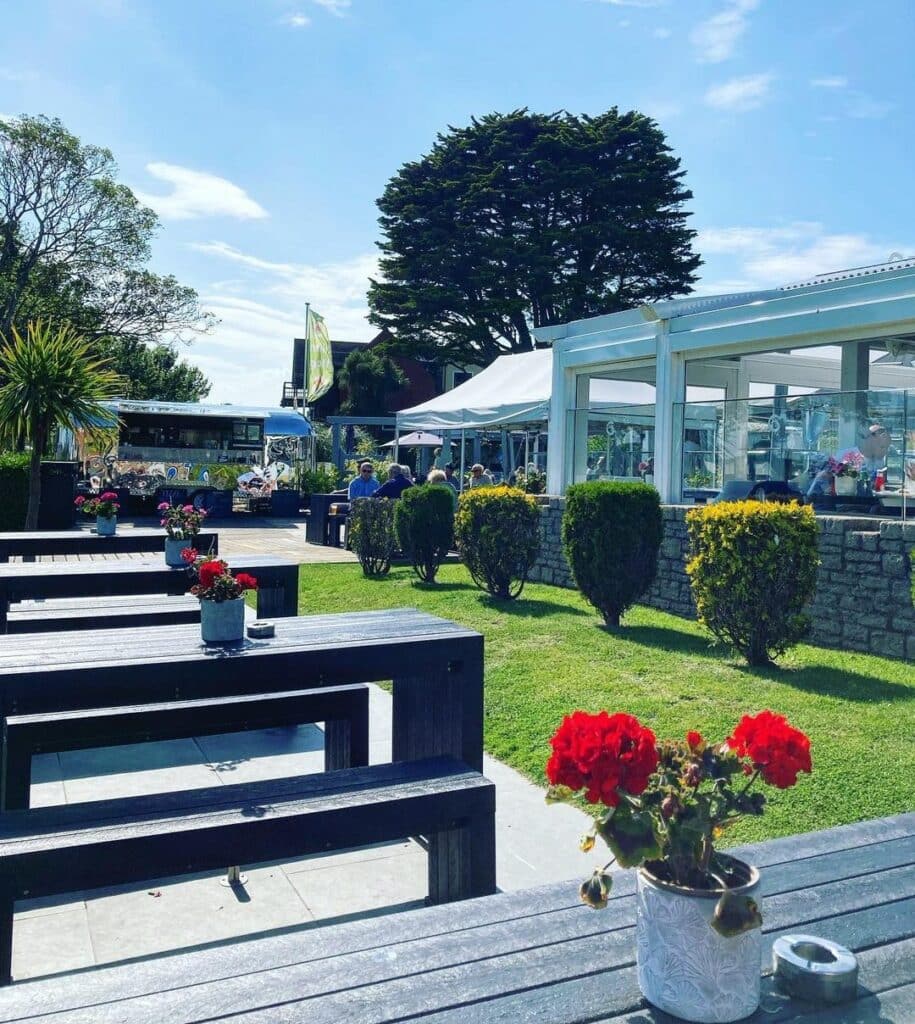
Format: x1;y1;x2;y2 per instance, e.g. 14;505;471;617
270;489;302;517
38;462;78;529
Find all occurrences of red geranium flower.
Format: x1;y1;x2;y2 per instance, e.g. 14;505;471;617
686;730;704;750
727;710;812;789
234;573;258;591
198;559;228;590
181;547;198;564
546;710;659;807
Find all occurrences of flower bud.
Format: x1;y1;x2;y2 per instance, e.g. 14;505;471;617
684;763;703;787
579;869;613;910
579;833;596;853
660;794;681;820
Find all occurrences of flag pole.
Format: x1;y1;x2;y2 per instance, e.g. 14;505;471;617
302;302;311;418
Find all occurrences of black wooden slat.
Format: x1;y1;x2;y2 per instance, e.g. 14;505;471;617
0;530;218;562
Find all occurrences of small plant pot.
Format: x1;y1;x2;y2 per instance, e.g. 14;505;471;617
164;537;190;567
636;856;761;1022
834;477;857;497
200;597;246;644
96;515;117;536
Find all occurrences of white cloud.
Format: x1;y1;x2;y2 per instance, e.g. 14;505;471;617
845;93;892;119
810;75;847;88
189;242;378;402
135;164;269;221
704;72;773;111
690;0;759;63
312;0;351;16
697;222;913;289
0;68;38;82
280;12;311;27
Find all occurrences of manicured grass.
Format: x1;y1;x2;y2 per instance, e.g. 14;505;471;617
299;563;915;846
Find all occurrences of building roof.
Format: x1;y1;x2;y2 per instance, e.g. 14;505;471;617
100;400;312;436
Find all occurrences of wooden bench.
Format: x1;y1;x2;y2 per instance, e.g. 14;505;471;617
0;756;496;985
6;594;202;633
1;685;370;810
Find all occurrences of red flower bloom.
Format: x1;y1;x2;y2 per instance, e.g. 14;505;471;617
727;711;812;789
234;572;258;592
546;711;659;807
74;495;85;506
686;730;704;750
198;559;228;590
181;547;198;564
100;492;118;501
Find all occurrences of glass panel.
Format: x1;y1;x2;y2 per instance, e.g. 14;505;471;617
673;389;914;519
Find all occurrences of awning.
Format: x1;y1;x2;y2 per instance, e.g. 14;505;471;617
396;349;654;431
91;400;312;437
383;431;444;448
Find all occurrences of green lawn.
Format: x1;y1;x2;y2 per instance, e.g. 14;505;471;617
298;563;915;846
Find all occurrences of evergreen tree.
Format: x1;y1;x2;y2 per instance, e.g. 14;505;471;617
369;109;701;367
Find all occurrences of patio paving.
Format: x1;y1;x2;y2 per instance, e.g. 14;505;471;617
13;684;594;981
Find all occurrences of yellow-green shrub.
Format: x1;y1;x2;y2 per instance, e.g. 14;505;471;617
454;486;540;599
685;501;818;666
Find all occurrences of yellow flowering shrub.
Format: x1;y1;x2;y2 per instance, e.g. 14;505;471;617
685;500;819;666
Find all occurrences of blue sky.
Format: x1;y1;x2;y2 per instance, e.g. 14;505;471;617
1;0;914;404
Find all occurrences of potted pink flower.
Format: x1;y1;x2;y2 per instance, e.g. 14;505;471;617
157;502;207;566
75;491;120;536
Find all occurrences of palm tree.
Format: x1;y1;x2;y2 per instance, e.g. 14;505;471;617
0;320;123;529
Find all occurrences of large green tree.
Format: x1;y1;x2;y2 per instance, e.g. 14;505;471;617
104;338;211;402
369;109;701;367
0;115;213;395
338;348;406;416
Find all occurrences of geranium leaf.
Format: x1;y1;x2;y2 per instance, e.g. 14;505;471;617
596;801;660;868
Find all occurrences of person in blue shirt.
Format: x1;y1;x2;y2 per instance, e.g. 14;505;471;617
348;462;380;499
374;463;414;500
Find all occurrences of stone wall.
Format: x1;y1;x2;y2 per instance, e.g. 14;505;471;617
529;497;915;661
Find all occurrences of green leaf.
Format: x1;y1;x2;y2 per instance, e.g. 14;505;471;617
596;800;661;868
710;893;763;938
579;869;613;909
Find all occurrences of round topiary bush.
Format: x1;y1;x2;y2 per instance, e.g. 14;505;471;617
347;497;396;577
394;483;454;583
454;485;540;599
561;481;663;627
685;500;819;666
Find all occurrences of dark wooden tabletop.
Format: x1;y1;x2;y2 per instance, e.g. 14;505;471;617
0;528;219;561
0;553;295;583
0;811;910;1022
0;609;486;771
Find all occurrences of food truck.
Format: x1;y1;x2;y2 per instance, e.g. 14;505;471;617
68;399;313;512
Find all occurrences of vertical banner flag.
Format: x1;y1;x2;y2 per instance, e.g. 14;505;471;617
305;307;333;403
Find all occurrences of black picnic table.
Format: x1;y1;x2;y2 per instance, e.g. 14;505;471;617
0;528;219;563
0;810;910;1021
0;608;484;773
0;554;298;630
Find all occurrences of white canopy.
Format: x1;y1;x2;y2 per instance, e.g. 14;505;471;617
396;349;649;431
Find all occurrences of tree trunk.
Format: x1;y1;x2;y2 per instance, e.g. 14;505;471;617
24;420;45;531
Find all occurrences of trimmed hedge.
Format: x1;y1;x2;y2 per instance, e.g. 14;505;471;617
454;485;540;599
347;497;396;577
393;484;454;583
0;452;29;531
685;500;819;666
561;481;663;627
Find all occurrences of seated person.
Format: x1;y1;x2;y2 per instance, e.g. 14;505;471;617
373;462;413;500
442;463;460;493
807;423;891;496
468;463;493;488
427;468;458;509
347;461;380;500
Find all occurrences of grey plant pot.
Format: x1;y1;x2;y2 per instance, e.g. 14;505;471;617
200;597;246;644
165;537;189;567
96;515;117;536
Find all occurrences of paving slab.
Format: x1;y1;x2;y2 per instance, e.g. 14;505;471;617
10;683;593;981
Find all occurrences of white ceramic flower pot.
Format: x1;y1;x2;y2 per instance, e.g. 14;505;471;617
200;597;246;644
636;858;761;1023
834;477;857;497
164;537;189;567
96;515;117;536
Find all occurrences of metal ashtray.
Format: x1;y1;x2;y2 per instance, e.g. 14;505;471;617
247;620;275;639
773;934;858;1004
